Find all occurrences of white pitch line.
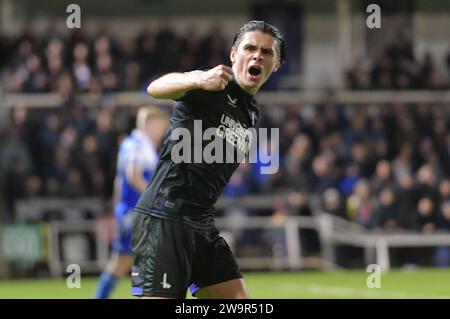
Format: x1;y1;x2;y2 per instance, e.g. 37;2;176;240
279;283;449;299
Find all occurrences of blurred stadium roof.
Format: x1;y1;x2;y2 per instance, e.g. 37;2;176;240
14;0;450;16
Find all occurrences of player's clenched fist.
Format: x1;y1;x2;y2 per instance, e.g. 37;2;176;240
195;65;233;91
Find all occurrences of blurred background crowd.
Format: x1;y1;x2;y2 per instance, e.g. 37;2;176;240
346;34;450;90
0;23;229;94
1;0;450;271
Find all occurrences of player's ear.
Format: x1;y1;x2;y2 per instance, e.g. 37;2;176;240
230;47;236;64
272;61;281;73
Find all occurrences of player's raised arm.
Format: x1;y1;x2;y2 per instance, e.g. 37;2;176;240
147;64;233;100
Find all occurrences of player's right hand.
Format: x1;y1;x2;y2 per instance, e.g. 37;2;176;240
196;65;233;91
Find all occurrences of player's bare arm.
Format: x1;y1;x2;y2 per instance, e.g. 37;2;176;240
147;64;233;100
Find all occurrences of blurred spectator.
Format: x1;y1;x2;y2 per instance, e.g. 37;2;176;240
438;179;450;203
277;134;314;192
348;141;374;178
374;187;398;231
415;164;439;201
311;152;339;193
62;168;87;198
94;109;118;199
279;111;304;155
39;113;62;179
414;196;437;266
72;42;92;92
321;187;345;218
25;175;44;198
396;173;418;230
415;196;437;233
346;179;377;229
392;142;414;183
0;130;33;221
339;162;360;197
371;160;395;196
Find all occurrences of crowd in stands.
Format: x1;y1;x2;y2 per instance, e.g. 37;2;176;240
1;23;228;94
2;27;450;268
346;34;450;90
2;25;450;94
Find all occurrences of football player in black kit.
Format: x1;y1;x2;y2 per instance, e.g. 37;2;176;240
131;21;286;299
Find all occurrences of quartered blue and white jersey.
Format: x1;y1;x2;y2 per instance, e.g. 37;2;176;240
116;129;158;214
113;129;159;253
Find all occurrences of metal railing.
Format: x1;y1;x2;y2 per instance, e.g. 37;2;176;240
3;90;450;109
11;196;450;276
316;213;450;271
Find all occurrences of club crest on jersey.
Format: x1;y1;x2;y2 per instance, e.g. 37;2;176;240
227;94;238;108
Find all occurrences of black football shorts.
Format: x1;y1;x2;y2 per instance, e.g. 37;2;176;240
131;212;242;298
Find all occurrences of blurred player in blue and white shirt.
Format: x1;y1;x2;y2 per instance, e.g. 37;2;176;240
95;106;169;299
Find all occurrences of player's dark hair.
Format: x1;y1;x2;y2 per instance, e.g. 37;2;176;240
232;20;286;66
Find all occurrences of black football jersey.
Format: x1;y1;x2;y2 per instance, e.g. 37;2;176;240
134;79;259;226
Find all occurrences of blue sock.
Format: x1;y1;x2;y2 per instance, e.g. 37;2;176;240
95;272;120;299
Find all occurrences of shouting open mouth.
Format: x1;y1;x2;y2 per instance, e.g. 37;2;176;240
248;65;262;78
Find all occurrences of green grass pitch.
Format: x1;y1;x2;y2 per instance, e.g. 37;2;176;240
1;268;449;299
